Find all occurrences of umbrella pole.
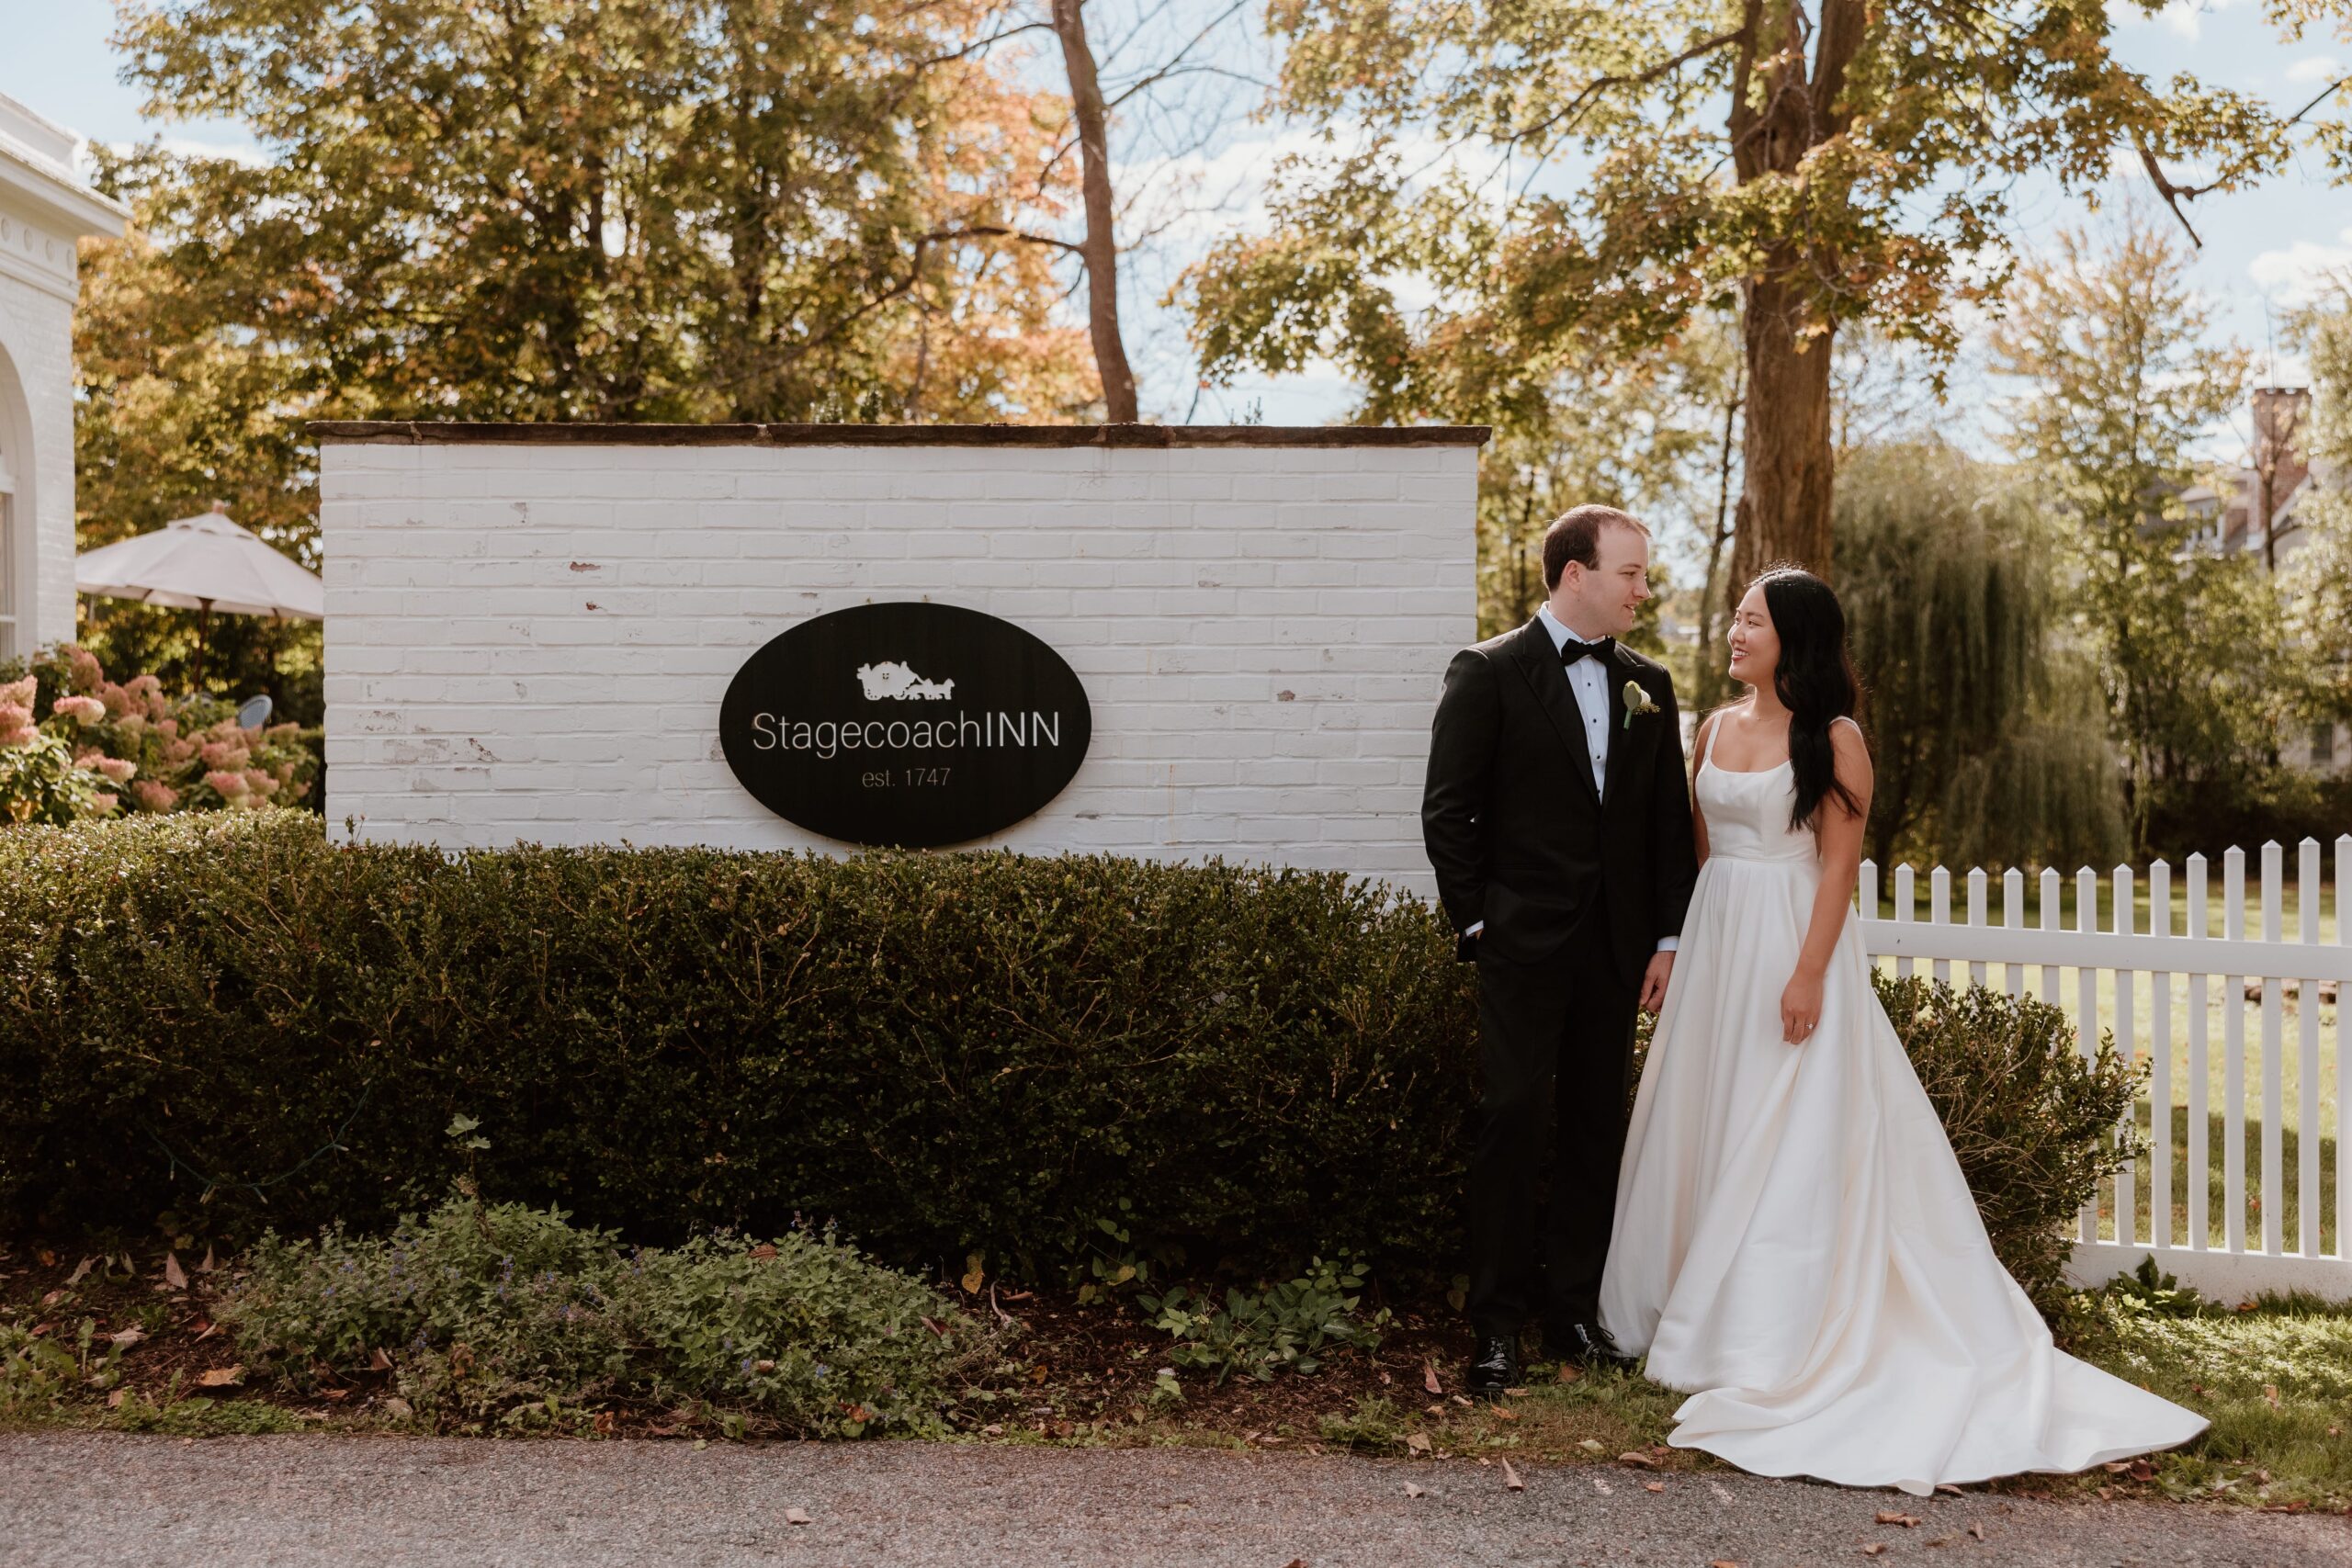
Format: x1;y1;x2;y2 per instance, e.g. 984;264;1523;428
194;602;210;693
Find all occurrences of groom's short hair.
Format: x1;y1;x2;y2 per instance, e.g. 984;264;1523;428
1543;505;1649;590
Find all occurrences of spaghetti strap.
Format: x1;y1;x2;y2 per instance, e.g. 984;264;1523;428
1831;715;1864;739
1699;714;1720;771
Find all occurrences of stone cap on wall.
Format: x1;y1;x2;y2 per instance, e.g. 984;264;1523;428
310;421;1491;448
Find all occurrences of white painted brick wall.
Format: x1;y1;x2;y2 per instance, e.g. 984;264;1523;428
320;434;1481;897
0;261;77;661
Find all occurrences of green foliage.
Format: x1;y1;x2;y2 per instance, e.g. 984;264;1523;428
0;727;105;828
0;813;2144;1323
0;1316;126;1416
1137;1255;1389;1384
1315;1393;1408;1451
220;1195;989;1436
0;811;1477;1280
2102;1258;2209;1322
1834;440;2128;871
1877;976;2144;1316
1991;215;2305;850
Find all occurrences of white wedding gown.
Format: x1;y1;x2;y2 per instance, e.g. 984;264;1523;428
1598;719;2206;1495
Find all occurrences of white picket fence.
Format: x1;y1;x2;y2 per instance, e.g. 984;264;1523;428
1857;837;2351;1303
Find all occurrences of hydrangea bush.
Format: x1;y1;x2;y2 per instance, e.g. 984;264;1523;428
0;645;316;825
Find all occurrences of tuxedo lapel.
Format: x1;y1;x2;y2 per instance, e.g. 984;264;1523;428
1509;619;1602;811
1600;645;1633;808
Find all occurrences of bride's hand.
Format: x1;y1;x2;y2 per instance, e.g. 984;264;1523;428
1780;968;1825;1045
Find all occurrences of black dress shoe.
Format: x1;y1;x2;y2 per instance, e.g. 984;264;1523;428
1548;1319;1634;1371
1465;1334;1521;1398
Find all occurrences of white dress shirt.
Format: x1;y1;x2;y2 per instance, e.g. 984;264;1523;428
1465;605;1677;955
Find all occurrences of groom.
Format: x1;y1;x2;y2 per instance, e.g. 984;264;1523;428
1421;504;1700;1395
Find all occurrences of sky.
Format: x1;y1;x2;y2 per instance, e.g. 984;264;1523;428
12;0;2352;459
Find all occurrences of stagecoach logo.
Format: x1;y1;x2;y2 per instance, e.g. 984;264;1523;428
856;660;954;701
718;602;1092;848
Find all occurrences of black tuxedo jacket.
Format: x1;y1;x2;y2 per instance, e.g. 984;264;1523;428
1420;619;1701;989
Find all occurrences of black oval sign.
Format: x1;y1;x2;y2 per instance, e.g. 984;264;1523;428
718;602;1092;848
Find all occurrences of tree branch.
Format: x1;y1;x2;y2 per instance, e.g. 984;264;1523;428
1510;27;1749;148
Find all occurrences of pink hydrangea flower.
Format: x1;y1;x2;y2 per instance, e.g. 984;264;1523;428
0;727;31;750
96;757;138;784
0;676;32;709
53;694;107;725
86;793;121;816
64;645;103;692
243;768;278;796
204;769;249;797
0;703;29;734
198;740;251;770
130;780;179;812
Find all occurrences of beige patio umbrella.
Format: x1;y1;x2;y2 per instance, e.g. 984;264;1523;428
75;503;322;685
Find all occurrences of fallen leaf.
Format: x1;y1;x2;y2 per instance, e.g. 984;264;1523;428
1968;1524;1985;1541
1406;1433;1432;1454
370;1348;393;1372
1424;1404;1444;1417
1028;1364;1050;1383
2127;1460;2154;1481
36;1249;54;1268
749;1244;777;1260
1711;1562;1747;1568
108;1326;146;1348
1577;1438;1604;1453
982;1423;1003;1436
2100;1461;2130;1474
106;1390;126;1409
192;1321;218;1343
1503;1386;1528;1397
1501;1458;1524;1492
1618;1451;1658;1469
1556;1363;1582;1384
1860;1546;1886;1558
322;1388;348;1402
1402;1483;1424;1498
1451;1394;1472;1407
196;1365;243;1387
197;1247;216;1273
920;1315;946;1337
1424;1362;1442;1395
959;1253;985;1294
65;1258;93;1287
163;1253;188;1291
1492;1407;1517;1421
1644;1481;1665;1494
784;1508;811;1527
1876;1511;1921;1527
40;1290;64;1308
1933;1483;1963;1495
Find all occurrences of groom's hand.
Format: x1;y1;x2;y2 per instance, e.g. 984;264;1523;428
1638;951;1674;1015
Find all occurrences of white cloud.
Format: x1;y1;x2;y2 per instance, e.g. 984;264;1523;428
2249;231;2352;306
2286;54;2342;85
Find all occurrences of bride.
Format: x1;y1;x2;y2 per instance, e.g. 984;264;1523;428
1597;565;2206;1496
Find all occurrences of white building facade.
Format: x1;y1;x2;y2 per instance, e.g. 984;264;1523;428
0;95;125;662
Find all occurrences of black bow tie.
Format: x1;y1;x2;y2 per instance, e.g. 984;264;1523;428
1559;636;1614;668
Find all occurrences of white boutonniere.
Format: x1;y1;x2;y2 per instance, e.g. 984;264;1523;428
1622;680;1660;730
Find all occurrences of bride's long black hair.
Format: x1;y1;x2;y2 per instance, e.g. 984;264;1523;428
1751;565;1867;831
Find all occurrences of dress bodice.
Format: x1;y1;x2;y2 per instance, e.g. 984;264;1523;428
1693;726;1823;866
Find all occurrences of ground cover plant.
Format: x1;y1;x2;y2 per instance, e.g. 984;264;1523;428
220;1195;993;1437
3;812;2136;1318
3;1231;2343;1514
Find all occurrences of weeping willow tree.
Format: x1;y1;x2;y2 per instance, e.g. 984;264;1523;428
1836;442;2126;874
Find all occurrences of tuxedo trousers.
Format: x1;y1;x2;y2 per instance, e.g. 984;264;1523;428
1465;894;1642;1340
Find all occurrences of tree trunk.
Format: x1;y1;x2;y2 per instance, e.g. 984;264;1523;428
1726;271;1838;594
1719;0;1866;603
1051;0;1140;423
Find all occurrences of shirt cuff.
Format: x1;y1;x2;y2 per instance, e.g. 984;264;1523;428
1465;920;1485;937
1655;936;1678;953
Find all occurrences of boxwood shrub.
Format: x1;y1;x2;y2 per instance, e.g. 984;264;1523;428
0;812;2138;1312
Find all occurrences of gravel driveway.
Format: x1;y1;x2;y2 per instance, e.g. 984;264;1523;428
1;1434;2344;1567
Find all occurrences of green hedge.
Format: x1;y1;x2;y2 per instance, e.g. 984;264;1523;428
0;812;1476;1277
0;813;2138;1308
